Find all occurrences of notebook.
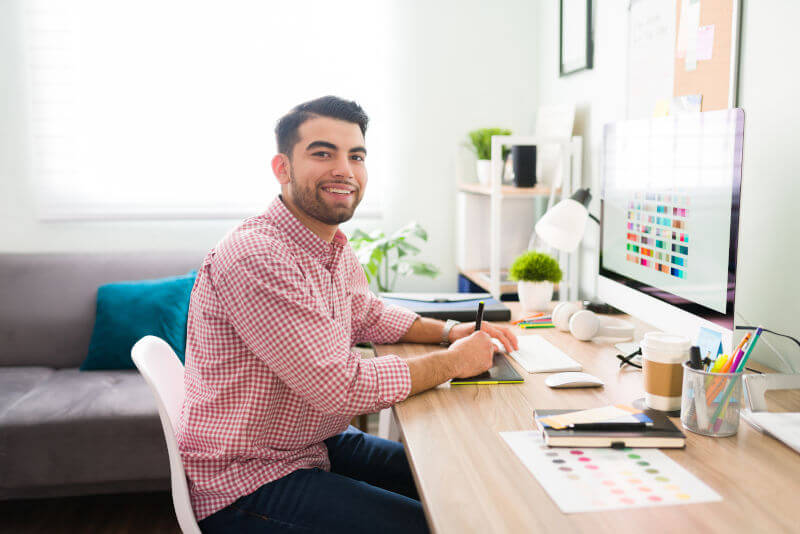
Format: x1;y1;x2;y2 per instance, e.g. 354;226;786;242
450;352;524;385
380;292;511;322
534;408;686;448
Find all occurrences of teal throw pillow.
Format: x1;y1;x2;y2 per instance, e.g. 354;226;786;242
80;270;197;371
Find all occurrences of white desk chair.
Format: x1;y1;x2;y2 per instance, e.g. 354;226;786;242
132;336;202;534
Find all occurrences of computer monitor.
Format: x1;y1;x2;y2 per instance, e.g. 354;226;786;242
598;109;744;352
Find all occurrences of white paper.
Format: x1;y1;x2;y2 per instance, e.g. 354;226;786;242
671;94;702;114
742;412;800;455
500;431;722;513
696;24;715;61
684;0;701;71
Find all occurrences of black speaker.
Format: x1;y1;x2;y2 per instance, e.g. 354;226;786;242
511;145;537;187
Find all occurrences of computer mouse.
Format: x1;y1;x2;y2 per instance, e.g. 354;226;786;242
545;372;604;388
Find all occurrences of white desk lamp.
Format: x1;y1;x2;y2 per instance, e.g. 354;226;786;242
532;188;597;252
532;188;623;313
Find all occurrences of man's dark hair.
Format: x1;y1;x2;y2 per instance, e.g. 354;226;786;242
275;95;369;157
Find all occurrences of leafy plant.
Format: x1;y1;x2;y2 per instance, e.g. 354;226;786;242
509;251;563;283
466;127;512;160
349;222;440;292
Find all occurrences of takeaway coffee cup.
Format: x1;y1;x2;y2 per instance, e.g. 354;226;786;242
640;332;691;411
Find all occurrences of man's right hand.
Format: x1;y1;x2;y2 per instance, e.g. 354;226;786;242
447;331;495;378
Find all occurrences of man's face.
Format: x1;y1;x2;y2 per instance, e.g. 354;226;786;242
282;117;367;225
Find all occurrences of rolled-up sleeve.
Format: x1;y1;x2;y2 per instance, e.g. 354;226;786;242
214;252;410;416
348;262;419;345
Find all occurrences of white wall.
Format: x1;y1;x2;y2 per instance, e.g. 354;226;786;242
534;0;629;300
0;0;538;293
534;0;800;371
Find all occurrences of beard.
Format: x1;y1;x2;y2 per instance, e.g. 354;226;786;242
287;167;362;225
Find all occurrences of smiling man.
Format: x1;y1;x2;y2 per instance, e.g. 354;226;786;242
178;96;518;533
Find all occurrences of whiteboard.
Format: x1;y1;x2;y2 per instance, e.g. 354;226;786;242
627;0;676;119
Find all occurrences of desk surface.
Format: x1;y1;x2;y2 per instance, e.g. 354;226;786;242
376;303;800;533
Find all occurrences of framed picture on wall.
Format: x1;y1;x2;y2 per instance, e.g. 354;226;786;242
560;0;593;76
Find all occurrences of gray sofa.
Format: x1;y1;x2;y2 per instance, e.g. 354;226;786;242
0;251;204;500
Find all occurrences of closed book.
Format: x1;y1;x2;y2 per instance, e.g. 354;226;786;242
380;292;511;322
534;408;686;448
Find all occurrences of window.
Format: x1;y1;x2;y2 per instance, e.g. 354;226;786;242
24;0;394;219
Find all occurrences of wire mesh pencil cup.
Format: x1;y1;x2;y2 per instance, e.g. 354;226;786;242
680;362;743;437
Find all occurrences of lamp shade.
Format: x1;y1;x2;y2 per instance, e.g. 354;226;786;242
534;198;589;252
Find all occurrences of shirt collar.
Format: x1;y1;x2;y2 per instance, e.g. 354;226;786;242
264;196;348;261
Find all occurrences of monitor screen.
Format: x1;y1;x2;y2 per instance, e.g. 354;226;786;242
599;109;743;331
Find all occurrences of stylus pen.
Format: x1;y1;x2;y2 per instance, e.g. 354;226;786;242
566;422;652;431
475;300;485;332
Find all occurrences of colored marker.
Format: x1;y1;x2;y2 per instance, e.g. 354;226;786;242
726;333;751;372
734;327;763;373
710;354;729;373
709;328;764;428
731;333;751;360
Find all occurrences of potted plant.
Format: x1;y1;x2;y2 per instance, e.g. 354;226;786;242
466;128;511;185
509;251;563;312
349;222;440;292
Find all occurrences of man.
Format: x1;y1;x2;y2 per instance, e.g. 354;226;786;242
178;96;518;533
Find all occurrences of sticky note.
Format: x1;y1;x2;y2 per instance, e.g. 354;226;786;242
696;25;715;61
653;99;670;117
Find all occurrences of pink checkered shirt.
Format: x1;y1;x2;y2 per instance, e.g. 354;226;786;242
177;196;417;520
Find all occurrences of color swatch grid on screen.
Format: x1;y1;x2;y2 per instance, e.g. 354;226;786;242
500;431;721;513
625;192;690;279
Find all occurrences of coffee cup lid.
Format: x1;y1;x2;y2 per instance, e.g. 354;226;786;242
640;331;691;353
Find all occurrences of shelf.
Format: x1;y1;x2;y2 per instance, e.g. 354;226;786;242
461;269;563;298
460;269;519;295
458;183;556;197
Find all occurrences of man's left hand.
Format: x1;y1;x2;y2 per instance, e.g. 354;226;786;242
449;321;519;353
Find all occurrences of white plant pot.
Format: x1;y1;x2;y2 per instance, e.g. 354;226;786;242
517;281;554;312
476;159;491;185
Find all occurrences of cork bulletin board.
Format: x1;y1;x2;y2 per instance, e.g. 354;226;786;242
673;0;741;111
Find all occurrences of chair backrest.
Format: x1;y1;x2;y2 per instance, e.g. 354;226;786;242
132;335;201;534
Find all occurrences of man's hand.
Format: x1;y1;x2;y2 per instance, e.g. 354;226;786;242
447;331;495;378
449;321;519;353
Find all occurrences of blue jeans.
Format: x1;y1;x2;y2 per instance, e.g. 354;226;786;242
198;426;429;533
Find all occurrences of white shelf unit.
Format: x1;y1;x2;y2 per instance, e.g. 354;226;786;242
457;135;583;301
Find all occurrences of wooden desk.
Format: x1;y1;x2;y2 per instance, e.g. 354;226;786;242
376;304;800;533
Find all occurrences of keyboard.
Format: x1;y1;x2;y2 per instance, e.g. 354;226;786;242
506;335;582;373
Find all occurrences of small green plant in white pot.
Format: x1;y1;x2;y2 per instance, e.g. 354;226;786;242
509;251;563;312
466;128;511;185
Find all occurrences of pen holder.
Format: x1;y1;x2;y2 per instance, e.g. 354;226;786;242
680;362;743;437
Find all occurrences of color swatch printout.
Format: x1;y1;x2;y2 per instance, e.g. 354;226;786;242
625;192;690;280
500;431;721;513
